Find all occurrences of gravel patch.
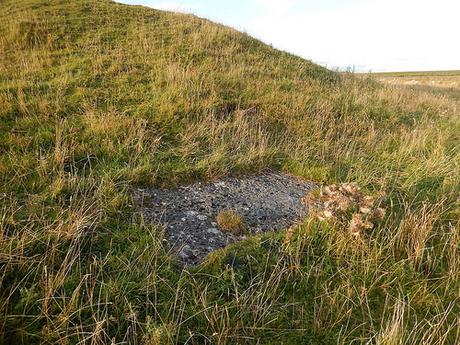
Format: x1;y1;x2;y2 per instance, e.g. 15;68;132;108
134;173;313;265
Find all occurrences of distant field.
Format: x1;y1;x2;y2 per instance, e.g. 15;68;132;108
365;70;460;100
370;70;460;88
369;70;460;77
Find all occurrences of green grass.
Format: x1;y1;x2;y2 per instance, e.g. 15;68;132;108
0;0;459;344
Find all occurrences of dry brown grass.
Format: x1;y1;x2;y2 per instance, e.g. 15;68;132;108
215;209;246;235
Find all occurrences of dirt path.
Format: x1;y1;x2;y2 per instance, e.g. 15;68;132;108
134;173;313;265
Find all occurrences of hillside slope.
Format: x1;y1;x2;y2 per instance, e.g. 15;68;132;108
1;0;338;186
1;1;459;344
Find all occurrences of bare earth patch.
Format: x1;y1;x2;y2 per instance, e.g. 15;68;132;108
134;173;313;265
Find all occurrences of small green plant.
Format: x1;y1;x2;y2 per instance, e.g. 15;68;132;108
306;183;386;236
215;209;246;235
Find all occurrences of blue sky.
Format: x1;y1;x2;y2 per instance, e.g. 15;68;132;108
118;0;460;72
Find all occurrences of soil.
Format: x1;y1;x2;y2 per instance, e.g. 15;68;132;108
134;173;313;265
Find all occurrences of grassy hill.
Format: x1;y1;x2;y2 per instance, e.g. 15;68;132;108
0;0;459;344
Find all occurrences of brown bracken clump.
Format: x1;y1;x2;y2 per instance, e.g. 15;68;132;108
305;183;386;236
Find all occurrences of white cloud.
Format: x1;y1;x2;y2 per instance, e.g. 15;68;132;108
246;0;460;71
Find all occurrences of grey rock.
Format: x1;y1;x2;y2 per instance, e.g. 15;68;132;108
206;228;221;235
178;245;192;260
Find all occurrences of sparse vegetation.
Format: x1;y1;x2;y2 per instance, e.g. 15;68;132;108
0;0;459;344
215;209;246;235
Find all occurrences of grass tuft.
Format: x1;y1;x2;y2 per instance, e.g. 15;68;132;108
215;209;246;235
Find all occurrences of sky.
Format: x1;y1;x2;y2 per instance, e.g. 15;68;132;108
118;0;460;72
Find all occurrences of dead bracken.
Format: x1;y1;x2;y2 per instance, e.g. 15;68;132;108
306;182;386;236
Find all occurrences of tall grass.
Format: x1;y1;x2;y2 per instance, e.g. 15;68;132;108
0;0;459;343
